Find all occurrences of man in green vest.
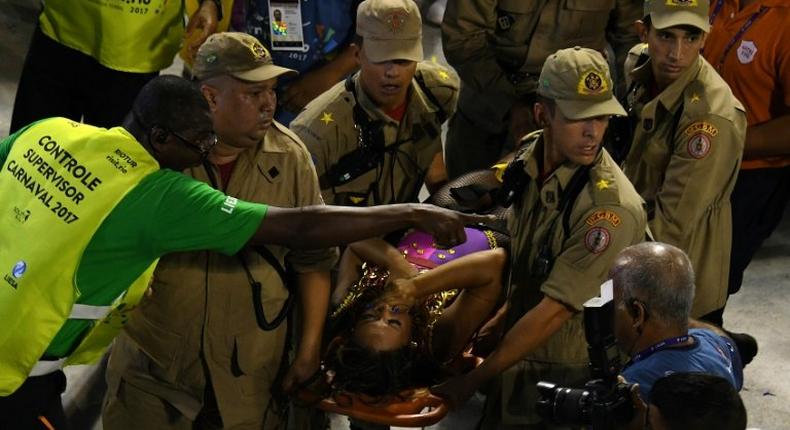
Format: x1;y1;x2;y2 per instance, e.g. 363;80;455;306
0;75;489;429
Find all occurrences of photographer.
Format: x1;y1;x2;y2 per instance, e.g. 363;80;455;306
610;242;743;400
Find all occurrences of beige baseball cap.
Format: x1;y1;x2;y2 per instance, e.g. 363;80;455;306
356;0;423;63
537;47;627;120
644;0;710;32
193;32;297;81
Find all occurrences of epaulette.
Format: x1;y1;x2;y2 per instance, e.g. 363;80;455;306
588;152;622;206
299;83;355;138
414;62;460;116
271;120;310;152
682;79;711;119
625;43;650;74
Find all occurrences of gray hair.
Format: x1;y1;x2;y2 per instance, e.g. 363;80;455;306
610;242;695;327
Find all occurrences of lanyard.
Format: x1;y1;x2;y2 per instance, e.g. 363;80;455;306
709;1;768;71
630;335;691;364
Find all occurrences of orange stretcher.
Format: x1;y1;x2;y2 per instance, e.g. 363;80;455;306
295;354;481;428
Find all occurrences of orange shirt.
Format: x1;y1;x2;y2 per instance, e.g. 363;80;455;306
703;0;790;169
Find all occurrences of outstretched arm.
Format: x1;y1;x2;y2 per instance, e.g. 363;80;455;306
423;248;508;362
249;203;494;250
332;238;418;306
432;296;573;408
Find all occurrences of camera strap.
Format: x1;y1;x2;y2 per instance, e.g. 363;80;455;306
628;334;691;365
320;74;440;203
203;161;295;331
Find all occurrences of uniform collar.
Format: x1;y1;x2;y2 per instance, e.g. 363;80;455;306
354;71;431;126
259;121;290;154
522;132;600;205
633;55;703;116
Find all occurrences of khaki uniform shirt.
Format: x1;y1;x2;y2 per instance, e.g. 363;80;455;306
104;122;338;429
290;61;459;206
442;0;642;101
496;132;646;427
623;53;747;317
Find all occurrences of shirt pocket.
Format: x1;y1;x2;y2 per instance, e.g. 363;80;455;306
495;0;542;47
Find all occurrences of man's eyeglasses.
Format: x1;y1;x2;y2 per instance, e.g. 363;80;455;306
167;129;218;161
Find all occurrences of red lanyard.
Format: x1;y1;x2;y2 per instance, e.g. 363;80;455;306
709;1;768;71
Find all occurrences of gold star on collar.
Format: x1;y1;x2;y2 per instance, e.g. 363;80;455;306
690;93;701;103
320;111;334;125
596;179;610;190
438;70;449;80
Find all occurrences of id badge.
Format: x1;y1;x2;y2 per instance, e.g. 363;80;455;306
268;0;305;51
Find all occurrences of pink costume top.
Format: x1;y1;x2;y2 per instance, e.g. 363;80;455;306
397;227;498;271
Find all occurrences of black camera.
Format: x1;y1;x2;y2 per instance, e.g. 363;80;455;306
536;281;634;429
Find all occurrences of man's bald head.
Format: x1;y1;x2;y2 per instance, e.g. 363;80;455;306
611;242;695;328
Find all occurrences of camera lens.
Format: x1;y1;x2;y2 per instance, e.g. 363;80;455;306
536;382;591;425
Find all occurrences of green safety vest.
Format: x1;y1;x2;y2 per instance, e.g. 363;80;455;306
39;0;185;73
0;118;160;395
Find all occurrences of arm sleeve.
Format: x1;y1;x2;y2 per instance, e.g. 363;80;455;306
649;114;743;246
441;0;515;96
541;204;644;311
290;116;341;203
146;173;267;256
284;147;340;273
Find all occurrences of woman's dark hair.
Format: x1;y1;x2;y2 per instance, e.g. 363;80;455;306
325;338;442;398
325;265;442;398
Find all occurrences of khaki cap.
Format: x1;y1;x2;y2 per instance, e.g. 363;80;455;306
357;0;423;63
644;0;710;32
537;47;627;120
193;32;297;81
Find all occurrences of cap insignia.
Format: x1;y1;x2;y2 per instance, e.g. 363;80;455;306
243;39;267;60
577;70;608;96
385;10;408;33
665;0;698;7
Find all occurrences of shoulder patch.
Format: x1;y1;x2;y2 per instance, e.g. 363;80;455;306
584;227;611;254
687;133;712;159
585;210;621;227
684;121;718;137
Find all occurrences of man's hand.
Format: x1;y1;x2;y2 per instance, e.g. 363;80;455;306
617;378;647;430
282;354;321;395
431;373;479;410
412;204;498;248
182;0;219;66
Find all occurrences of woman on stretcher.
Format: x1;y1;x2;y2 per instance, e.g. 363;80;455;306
324;226;508;398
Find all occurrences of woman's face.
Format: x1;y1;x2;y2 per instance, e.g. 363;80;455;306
352;300;414;352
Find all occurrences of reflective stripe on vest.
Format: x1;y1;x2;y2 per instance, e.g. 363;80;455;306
0;118;160;395
69;304;113;320
28;358;67;377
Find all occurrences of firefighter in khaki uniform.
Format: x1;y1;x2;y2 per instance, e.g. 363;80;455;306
433;47;648;429
622;0;747;321
290;0;459;206
102;34;339;429
440;0;643;179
